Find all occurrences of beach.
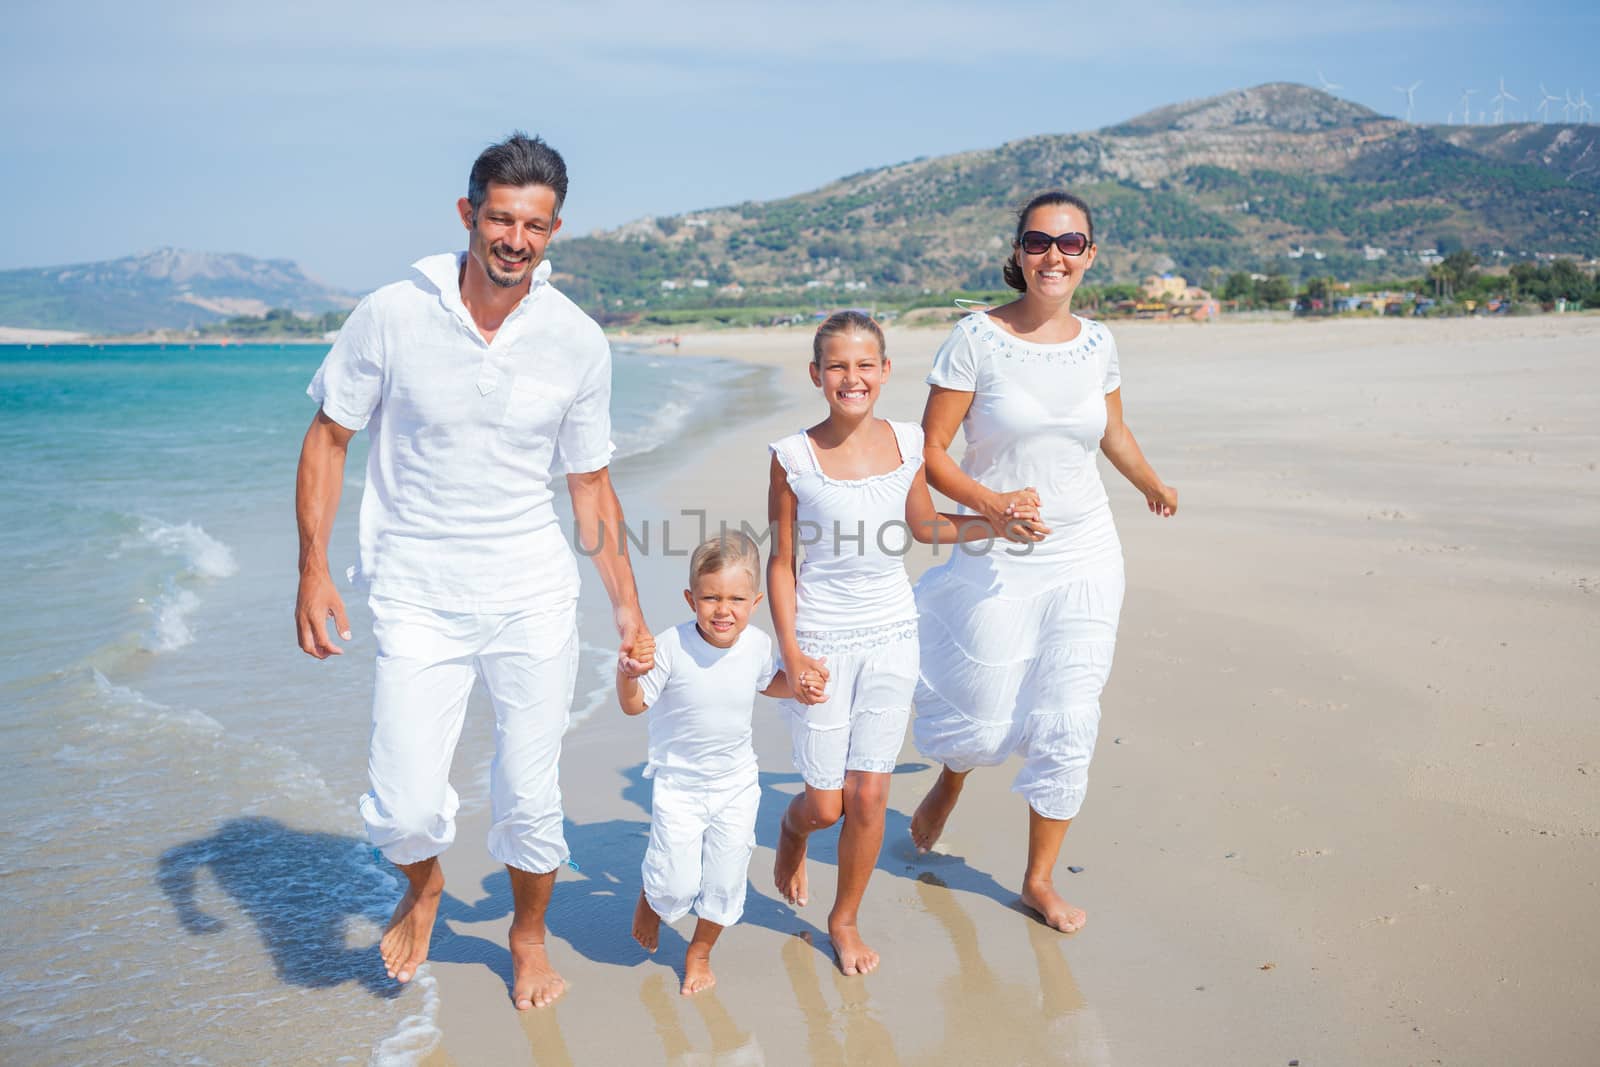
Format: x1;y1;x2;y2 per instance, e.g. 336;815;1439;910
3;316;1597;1064
406;314;1600;1065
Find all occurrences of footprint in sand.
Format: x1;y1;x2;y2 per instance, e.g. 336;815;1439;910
1293;848;1333;858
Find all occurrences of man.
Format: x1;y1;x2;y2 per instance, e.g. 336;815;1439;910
294;132;649;1011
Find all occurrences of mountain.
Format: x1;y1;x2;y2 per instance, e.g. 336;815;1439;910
0;248;356;333
549;83;1600;309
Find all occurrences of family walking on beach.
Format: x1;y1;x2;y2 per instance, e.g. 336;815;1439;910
294;132;1176;1008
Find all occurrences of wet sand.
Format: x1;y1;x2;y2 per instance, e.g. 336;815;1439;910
417;314;1600;1065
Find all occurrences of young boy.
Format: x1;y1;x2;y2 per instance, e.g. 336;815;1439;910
617;531;824;995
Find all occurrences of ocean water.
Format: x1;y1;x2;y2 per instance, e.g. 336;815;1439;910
0;342;773;1065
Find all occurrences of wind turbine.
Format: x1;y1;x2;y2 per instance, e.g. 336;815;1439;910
1459;88;1477;125
1563;90;1576;123
1317;70;1343;95
1579;90;1594;124
1538;83;1561;123
1394;80;1422;123
1490;76;1517;124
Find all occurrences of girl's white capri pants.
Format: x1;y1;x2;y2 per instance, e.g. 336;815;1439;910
782;620;917;790
642;767;760;927
359;594;578;874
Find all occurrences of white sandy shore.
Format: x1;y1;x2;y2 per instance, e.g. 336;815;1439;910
415;315;1599;1066
0;326;88;344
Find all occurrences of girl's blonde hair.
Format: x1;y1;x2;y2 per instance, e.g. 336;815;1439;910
812;310;885;366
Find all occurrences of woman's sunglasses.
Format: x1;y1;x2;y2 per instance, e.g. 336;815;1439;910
1019;230;1091;257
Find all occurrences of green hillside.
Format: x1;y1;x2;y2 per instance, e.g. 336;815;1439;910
551;83;1599;313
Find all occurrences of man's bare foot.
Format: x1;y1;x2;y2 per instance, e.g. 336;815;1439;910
1020;879;1087;933
774;820;809;906
681;943;716;996
632;890;661;953
829;917;880;976
909;772;963;854
379;867;444;983
509;928;566;1010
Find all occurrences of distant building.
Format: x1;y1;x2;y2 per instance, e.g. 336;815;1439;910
690;278;710;289
659;280;680;291
1363;245;1388;261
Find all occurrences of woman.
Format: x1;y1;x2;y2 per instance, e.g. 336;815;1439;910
909;191;1177;933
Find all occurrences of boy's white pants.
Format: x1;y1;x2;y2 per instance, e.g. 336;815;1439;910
359;594;578;873
642;767;760;927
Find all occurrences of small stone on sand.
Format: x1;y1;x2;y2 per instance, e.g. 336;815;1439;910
1066;865;1084;874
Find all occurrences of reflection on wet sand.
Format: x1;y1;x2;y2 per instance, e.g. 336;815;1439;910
781;932;900;1066
640;972;766;1065
517;998;575;1066
914;876;1111;1063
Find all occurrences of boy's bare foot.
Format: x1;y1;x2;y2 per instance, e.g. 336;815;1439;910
909;770;963;854
509;929;566;1010
379;865;445;983
829;917;880;976
774;821;809;906
681;943;716;996
1020;878;1087;933
632;890;661;953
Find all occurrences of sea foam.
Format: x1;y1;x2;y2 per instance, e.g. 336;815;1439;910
139;519;239;579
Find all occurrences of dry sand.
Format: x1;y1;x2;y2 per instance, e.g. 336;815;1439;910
417;314;1599;1066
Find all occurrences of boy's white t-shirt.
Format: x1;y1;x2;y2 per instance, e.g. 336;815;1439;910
637;622;780;781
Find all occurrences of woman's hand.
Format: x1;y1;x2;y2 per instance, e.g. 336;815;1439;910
790;655;831;706
1146;484;1178;517
980;487;1050;543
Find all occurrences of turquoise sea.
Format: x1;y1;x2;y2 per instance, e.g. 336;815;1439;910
0;342;774;1064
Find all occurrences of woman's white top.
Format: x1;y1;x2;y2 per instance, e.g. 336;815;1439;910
927;312;1123;581
636;622;780;781
769;419;925;632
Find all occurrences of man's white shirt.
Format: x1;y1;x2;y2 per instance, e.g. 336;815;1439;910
308;253;613;612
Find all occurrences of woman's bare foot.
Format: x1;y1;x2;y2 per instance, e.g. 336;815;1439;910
774;821;809;906
1020;878;1087;933
379;863;444;983
632;890;660;953
829;917;880;976
509;928;566;1010
909;770;964;854
681;943;716;996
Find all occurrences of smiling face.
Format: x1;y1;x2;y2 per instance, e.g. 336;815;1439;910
456;182;563;289
809;330;889;419
683;564;763;649
1014;202;1097;304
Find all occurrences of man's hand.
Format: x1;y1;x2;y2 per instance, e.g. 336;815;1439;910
619;629;655;679
616;606;652;675
296;569;351;659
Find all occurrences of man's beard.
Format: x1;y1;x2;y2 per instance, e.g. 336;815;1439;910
485;242;533;288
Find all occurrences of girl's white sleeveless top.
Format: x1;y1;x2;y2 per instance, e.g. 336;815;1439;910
769;420;924;632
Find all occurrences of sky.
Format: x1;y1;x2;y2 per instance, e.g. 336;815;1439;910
3;0;1595;291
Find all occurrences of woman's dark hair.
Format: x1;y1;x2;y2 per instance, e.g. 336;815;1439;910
1001;191;1095;293
467;131;569;218
812;310;885;366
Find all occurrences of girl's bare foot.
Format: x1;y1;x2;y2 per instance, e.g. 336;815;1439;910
774;821;809;906
632;890;661;953
509;929;566;1010
379;864;445;983
829;917;880;976
1020;878;1087;933
681;943;716;995
909;770;964;854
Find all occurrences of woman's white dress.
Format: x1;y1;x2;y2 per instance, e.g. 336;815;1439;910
912;312;1125;820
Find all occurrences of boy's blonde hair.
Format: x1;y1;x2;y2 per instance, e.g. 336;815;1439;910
689;530;763;588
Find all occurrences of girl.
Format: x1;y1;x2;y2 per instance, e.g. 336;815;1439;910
766;311;1013;975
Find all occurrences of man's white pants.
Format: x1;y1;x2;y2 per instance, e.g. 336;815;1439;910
641;768;759;927
359;595;578;873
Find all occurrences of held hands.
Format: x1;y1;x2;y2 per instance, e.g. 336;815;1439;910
295;569;351;659
790;654;831;705
1146;483;1178;518
618;609;654;677
618;629;656;679
983;487;1051;543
